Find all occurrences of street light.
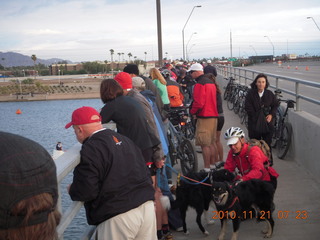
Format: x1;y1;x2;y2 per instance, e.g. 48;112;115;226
182;5;201;60
307;17;320;31
249;45;257;56
187;44;196;60
186;32;197;60
264;35;275;60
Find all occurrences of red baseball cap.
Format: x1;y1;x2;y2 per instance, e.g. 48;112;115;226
65;106;101;129
114;72;132;90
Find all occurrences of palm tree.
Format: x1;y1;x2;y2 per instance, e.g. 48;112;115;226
144;52;147;63
31;54;37;78
109;49;114;71
121;53;124;62
117;53;121;69
128;52;132;62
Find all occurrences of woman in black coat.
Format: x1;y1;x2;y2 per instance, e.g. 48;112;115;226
245;73;279;148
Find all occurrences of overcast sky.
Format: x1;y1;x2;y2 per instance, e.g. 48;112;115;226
1;0;320;62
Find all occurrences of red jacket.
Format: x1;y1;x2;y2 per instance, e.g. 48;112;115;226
190;75;218;118
224;143;271;181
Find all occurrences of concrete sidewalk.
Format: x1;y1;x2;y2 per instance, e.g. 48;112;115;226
170;78;320;240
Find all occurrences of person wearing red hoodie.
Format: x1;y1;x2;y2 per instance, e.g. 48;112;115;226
224;127;278;189
189;63;218;172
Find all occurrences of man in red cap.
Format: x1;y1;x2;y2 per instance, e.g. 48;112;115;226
65;106;157;240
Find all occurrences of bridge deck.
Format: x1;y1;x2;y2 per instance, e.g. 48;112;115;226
171;75;320;240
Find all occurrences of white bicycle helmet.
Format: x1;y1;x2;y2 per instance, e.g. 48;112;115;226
224;127;245;145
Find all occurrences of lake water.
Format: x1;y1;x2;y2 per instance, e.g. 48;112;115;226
0;98;103;239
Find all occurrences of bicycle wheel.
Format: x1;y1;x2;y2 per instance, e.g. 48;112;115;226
227;93;234;110
271;109;282;148
223;84;231;100
233;98;240;114
167;128;177;166
179;139;198;175
277;122;292;159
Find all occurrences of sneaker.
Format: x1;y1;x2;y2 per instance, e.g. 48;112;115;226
163;231;173;240
175;227;183;232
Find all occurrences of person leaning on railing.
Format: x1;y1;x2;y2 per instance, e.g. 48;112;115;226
65;106;157;240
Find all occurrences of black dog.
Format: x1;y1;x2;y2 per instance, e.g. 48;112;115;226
174;169;235;235
212;179;275;240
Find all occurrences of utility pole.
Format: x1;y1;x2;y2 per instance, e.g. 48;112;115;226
156;0;163;67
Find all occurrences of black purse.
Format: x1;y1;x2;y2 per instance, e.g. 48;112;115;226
255;108;270;134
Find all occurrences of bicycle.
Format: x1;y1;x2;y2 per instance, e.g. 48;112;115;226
167;120;198;175
223;77;236;101
271;90;296;159
167;107;195;140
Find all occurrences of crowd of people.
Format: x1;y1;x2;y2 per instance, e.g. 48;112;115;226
0;60;279;240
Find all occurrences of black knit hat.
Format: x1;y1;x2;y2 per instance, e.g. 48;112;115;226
0;132;58;229
123;64;139;76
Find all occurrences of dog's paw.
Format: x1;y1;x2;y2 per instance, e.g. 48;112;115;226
203;230;209;236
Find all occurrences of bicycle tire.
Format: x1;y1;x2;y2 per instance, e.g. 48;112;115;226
227;93;234;110
223;84;231;100
271;109;283;148
167;128;177;166
277;122;292;159
233;98;240;114
179;139;198;175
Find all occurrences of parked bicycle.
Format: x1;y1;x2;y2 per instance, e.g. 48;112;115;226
167;107;195;140
271;90;296;159
167;120;198;175
223;77;236;101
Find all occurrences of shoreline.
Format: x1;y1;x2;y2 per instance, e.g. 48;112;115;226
0;77;101;102
0;92;100;102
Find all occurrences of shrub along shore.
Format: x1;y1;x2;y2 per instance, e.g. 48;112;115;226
0;77;101;102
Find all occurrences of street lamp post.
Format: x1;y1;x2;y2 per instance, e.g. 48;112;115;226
186;32;197;60
307;17;320;31
182;5;201;60
264;35;275;60
187;44;196;61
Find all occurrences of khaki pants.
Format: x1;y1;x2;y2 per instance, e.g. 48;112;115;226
195;118;217;146
95;201;157;240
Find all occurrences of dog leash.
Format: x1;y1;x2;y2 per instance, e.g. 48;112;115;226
165;163;212;187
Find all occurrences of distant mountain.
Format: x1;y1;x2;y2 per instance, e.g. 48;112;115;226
0;52;72;67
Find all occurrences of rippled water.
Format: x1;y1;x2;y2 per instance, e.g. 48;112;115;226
0;98;103;239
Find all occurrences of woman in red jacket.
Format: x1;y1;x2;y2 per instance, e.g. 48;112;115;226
224;127;278;189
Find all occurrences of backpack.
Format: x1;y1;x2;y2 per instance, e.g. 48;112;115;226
247;139;271;167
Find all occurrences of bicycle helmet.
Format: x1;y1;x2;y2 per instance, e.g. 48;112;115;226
161;69;171;79
224;127;245;145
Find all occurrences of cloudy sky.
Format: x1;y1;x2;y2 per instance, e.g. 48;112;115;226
1;0;320;62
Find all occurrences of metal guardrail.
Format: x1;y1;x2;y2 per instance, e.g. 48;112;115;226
217;65;320;112
55;123;116;240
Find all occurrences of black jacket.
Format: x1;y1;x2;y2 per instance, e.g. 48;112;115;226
245;88;278;132
69;129;155;225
